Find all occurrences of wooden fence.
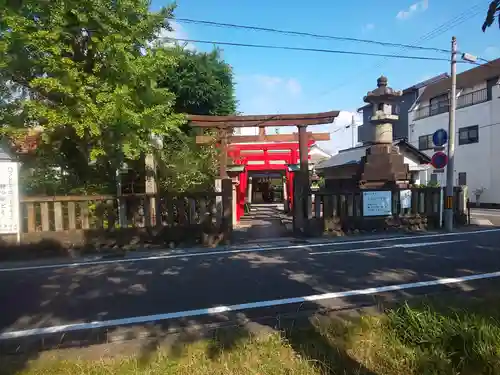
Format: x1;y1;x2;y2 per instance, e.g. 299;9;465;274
5;179;233;249
306;187;467;234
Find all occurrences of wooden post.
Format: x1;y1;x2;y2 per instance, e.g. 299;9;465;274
145;153;157;225
221;178;233;244
54;202;63;231
294;125;310;235
219;127;228;179
68;202;76;230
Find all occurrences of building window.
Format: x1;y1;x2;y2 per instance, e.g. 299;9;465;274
430;173;438;184
458;125;479;145
418;134;433;150
458;172;467;186
487;77;498;101
430;93;449;116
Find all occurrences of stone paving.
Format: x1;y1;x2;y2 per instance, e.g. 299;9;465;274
232;204;290;243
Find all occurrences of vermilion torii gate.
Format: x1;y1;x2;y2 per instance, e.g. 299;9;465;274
227;140;317;219
188;111;339;235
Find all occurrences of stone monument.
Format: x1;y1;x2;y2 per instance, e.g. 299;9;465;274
359;76;410;188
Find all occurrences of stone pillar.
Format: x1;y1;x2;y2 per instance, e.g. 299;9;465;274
247;177;253;203
232;182;238;226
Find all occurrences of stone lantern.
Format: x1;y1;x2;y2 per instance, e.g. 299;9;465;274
358;76;410;188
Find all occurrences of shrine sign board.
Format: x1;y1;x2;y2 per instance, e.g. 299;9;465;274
400;189;412;209
363;190;392;216
0;162;20;235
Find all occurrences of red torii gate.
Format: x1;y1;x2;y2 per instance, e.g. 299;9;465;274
227;140;317;220
188;111;339;233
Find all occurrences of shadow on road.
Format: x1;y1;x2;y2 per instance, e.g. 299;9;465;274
1;232;500;374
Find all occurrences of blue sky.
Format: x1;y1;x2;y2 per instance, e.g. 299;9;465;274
153;0;499;153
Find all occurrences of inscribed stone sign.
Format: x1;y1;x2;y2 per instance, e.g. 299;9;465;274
362;191;392;216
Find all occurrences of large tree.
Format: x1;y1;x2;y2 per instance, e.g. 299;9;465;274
0;0;184;192
153;46;238;191
159;48;237;117
483;0;500;31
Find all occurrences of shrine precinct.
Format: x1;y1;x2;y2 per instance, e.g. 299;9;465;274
188;111;339;228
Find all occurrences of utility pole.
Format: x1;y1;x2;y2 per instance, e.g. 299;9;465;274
345;114;356;147
444;36;457;231
351;115;356;147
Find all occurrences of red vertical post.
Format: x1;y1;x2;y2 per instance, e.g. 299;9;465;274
239;170;247;220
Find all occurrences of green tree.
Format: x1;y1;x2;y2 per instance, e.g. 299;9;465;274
482;0;500;31
153;46;238;191
158;48;237;117
0;0;184;192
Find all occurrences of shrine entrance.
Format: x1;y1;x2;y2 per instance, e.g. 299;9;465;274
251;173;284;204
188;111;339;240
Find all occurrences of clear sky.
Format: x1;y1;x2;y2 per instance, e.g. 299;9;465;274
152;0;499;153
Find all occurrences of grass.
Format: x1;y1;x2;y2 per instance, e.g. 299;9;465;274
4;294;500;375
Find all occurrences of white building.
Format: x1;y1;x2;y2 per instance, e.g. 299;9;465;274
408;58;500;205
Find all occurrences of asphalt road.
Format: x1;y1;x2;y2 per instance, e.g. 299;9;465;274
1;229;500;338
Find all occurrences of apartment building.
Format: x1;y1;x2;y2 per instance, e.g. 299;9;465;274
408;58;500;205
357;73;449;144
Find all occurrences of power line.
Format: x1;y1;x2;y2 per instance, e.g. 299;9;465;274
318;1;487;98
174;17;451;54
163;37;450;61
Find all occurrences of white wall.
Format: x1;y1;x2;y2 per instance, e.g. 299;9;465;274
409;84;500;204
403;155;430;185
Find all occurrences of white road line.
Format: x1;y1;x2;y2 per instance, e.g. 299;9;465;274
311;239;466;255
1;228;499;273
471;212;500;217
1;269;500;340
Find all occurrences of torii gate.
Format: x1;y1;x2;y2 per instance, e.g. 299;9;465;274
188;111;339;235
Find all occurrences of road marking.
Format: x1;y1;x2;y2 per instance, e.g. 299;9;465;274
1;228;499;273
1;269;500;340
311;240;466;255
471;212;500;217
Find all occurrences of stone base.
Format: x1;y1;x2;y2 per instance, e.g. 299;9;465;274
317;214;439;236
359;143;410;188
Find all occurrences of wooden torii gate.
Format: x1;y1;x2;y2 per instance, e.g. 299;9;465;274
188;111;339;235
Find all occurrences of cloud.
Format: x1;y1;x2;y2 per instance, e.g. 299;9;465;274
484;46;500;60
250;75;302;96
235;74;305;135
286;78;302;96
363;23;375;32
316;110;362;154
396;0;429;20
157;21;196;51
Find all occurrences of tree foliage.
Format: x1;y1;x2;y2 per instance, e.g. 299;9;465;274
153;46;238;191
0;1;238;194
158;48;237;117
482;0;500;32
0;0;184;177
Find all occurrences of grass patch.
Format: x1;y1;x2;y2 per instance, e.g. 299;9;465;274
5;294;500;375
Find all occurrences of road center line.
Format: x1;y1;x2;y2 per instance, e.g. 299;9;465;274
2;269;500;340
1;228;499;272
311;239;466;255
